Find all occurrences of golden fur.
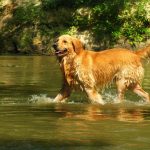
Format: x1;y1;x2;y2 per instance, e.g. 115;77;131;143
53;35;150;104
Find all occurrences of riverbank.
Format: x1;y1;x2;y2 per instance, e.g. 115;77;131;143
0;0;150;54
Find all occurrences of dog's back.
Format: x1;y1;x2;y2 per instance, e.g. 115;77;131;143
77;48;143;89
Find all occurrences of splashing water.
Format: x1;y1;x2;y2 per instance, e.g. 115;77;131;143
27;93;150;107
102;92;150;106
103;92;117;103
28;94;54;105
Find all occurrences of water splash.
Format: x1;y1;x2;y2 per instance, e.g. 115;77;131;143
28;94;54;105
27;93;150;107
103;92;117;104
102;92;150;106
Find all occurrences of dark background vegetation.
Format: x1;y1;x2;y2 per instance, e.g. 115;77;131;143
0;0;150;54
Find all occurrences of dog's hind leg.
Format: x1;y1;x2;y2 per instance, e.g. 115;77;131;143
131;84;150;103
115;79;127;103
85;89;105;105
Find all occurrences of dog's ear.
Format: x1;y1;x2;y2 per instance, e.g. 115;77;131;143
72;37;84;54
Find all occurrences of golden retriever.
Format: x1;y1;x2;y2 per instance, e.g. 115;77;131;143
53;35;150;104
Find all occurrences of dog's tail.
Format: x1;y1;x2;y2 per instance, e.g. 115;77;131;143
135;45;150;59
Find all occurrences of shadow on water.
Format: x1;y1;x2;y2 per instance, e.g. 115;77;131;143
0;138;113;150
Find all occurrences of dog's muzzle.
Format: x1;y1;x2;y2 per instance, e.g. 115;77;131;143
53;43;68;56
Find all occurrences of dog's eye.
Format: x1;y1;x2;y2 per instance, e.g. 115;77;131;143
63;40;67;43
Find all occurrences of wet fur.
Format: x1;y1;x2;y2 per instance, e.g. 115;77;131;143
53;35;150;104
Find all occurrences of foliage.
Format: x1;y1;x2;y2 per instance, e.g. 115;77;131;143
0;0;150;54
72;0;150;47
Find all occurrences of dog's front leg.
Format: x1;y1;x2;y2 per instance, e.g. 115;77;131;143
85;89;105;105
53;83;71;103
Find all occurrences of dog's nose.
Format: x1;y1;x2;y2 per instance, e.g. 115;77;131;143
53;43;57;49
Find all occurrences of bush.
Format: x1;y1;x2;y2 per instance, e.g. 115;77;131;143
0;0;149;54
72;0;150;47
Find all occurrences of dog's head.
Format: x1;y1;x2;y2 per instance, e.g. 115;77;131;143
53;35;84;57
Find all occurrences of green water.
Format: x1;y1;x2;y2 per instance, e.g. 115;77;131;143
0;56;150;150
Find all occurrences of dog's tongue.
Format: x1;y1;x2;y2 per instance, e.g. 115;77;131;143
55;51;61;54
55;49;67;56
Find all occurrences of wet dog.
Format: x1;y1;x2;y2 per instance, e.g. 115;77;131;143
53;35;150;104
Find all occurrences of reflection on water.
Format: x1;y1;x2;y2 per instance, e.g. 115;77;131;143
0;56;150;150
63;105;145;123
0;104;150;150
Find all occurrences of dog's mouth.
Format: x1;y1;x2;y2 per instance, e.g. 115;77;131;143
53;43;68;57
55;48;68;57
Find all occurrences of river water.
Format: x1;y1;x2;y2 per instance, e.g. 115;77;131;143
0;56;150;150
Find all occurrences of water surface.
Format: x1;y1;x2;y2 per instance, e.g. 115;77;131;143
0;56;150;150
